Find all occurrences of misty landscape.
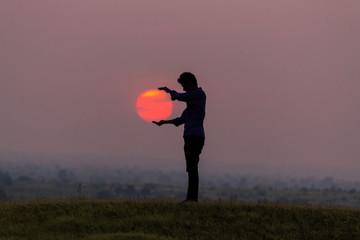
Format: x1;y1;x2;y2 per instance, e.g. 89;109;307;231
2;151;360;208
1;1;360;239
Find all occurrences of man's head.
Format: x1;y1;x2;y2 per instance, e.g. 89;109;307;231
178;72;198;92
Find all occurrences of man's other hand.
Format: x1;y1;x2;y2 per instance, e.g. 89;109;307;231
158;87;171;93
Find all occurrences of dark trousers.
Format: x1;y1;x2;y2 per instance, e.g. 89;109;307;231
184;136;205;201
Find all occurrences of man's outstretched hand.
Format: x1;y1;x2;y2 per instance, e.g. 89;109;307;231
153;120;173;126
158;87;171;93
152;120;166;126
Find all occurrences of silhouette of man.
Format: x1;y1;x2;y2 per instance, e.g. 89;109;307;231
153;72;206;203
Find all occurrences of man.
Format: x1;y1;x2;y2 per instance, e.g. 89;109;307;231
153;72;206;203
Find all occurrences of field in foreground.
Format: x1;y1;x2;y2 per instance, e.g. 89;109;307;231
0;200;360;240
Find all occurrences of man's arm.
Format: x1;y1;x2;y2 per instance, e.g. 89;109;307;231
170;90;200;102
159;86;198;102
158;87;172;93
153;110;186;127
152;120;175;126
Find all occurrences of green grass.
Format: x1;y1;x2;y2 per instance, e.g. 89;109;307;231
0;199;360;240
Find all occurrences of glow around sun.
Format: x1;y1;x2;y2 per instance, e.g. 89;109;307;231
136;89;173;122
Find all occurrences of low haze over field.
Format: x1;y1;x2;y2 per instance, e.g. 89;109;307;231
1;1;360;179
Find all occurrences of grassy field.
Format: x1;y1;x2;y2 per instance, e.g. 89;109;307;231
1;199;360;240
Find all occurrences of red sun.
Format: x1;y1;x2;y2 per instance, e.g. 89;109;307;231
136;89;173;122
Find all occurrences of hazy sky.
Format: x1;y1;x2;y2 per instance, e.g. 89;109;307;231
1;1;360;177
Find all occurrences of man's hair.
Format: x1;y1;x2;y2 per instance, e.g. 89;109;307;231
178;72;198;87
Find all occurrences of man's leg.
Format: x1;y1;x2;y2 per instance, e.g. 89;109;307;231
184;136;205;201
187;170;199;201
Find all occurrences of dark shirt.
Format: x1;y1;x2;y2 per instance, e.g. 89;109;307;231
170;87;206;137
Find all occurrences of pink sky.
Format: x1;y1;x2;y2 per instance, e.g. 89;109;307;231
1;1;360;178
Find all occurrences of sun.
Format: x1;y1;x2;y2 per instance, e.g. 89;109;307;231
136;89;173;122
